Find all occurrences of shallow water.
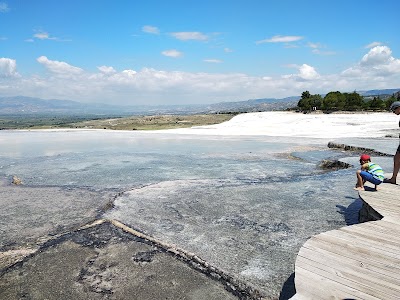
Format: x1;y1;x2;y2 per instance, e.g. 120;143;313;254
0;129;394;297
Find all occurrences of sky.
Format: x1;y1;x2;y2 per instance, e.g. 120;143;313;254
1;0;400;106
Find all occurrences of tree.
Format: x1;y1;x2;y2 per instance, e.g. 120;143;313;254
367;96;385;110
310;94;323;110
344;92;363;110
323;91;345;110
298;90;312;111
301;91;311;99
298;97;311;111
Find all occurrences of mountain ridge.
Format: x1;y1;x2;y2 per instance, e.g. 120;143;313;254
0;88;398;116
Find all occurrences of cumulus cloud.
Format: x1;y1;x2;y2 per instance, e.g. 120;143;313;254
360;46;393;66
343;46;400;77
170;32;208;41
298;64;320;80
0;58;20;77
256;35;303;44
37;56;83;75
283;64;320;81
142;25;160;34
162;49;183;58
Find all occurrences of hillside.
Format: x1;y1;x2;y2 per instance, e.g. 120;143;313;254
0;88;398;116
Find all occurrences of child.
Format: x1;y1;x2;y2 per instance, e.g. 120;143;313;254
354;154;384;191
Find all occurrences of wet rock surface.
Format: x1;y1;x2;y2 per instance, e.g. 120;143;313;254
318;159;352;170
0;221;242;300
2;130;396;300
0;184;114;252
327;141;393;157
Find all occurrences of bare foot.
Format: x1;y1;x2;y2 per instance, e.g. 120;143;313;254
353;187;365;191
384;178;397;184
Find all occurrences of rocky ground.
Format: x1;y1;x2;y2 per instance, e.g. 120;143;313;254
0;181;269;300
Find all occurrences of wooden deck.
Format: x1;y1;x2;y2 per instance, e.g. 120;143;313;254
292;182;400;300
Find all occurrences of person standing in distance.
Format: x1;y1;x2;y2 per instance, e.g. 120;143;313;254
385;101;400;184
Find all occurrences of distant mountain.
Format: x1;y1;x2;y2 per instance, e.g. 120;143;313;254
358;88;400;96
0;96;131;116
0;88;398;116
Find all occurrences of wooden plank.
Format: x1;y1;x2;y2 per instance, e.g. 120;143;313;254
296;259;398;300
366;195;400;206
298;239;400;287
301;236;400;270
360;195;400;207
296;256;400;298
298;246;400;281
382;215;400;224
295;266;382;300
361;190;400;200
363;220;400;232
294;182;400;299
328;228;400;253
339;226;400;248
313;234;400;262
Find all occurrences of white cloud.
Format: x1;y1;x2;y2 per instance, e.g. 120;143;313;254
298;64;320;80
1;46;399;106
170;32;208;41
0;2;9;12
32;30;71;42
360;46;393;66
204;59;222;63
343;46;400;77
34;32;56;40
256;35;303;44
162;49;183;58
98;66;117;74
121;69;137;77
142;25;160;34
312;49;336;56
37;56;83;75
283;64;320;81
0;58;20;77
224;48;233;53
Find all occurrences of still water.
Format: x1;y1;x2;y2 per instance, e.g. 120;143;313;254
0;129;394;297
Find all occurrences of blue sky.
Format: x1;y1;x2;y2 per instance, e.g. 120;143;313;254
1;0;399;106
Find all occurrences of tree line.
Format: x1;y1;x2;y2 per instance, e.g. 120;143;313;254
296;90;400;112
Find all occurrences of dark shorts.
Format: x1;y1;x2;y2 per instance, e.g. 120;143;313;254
360;171;383;185
397;143;400;153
